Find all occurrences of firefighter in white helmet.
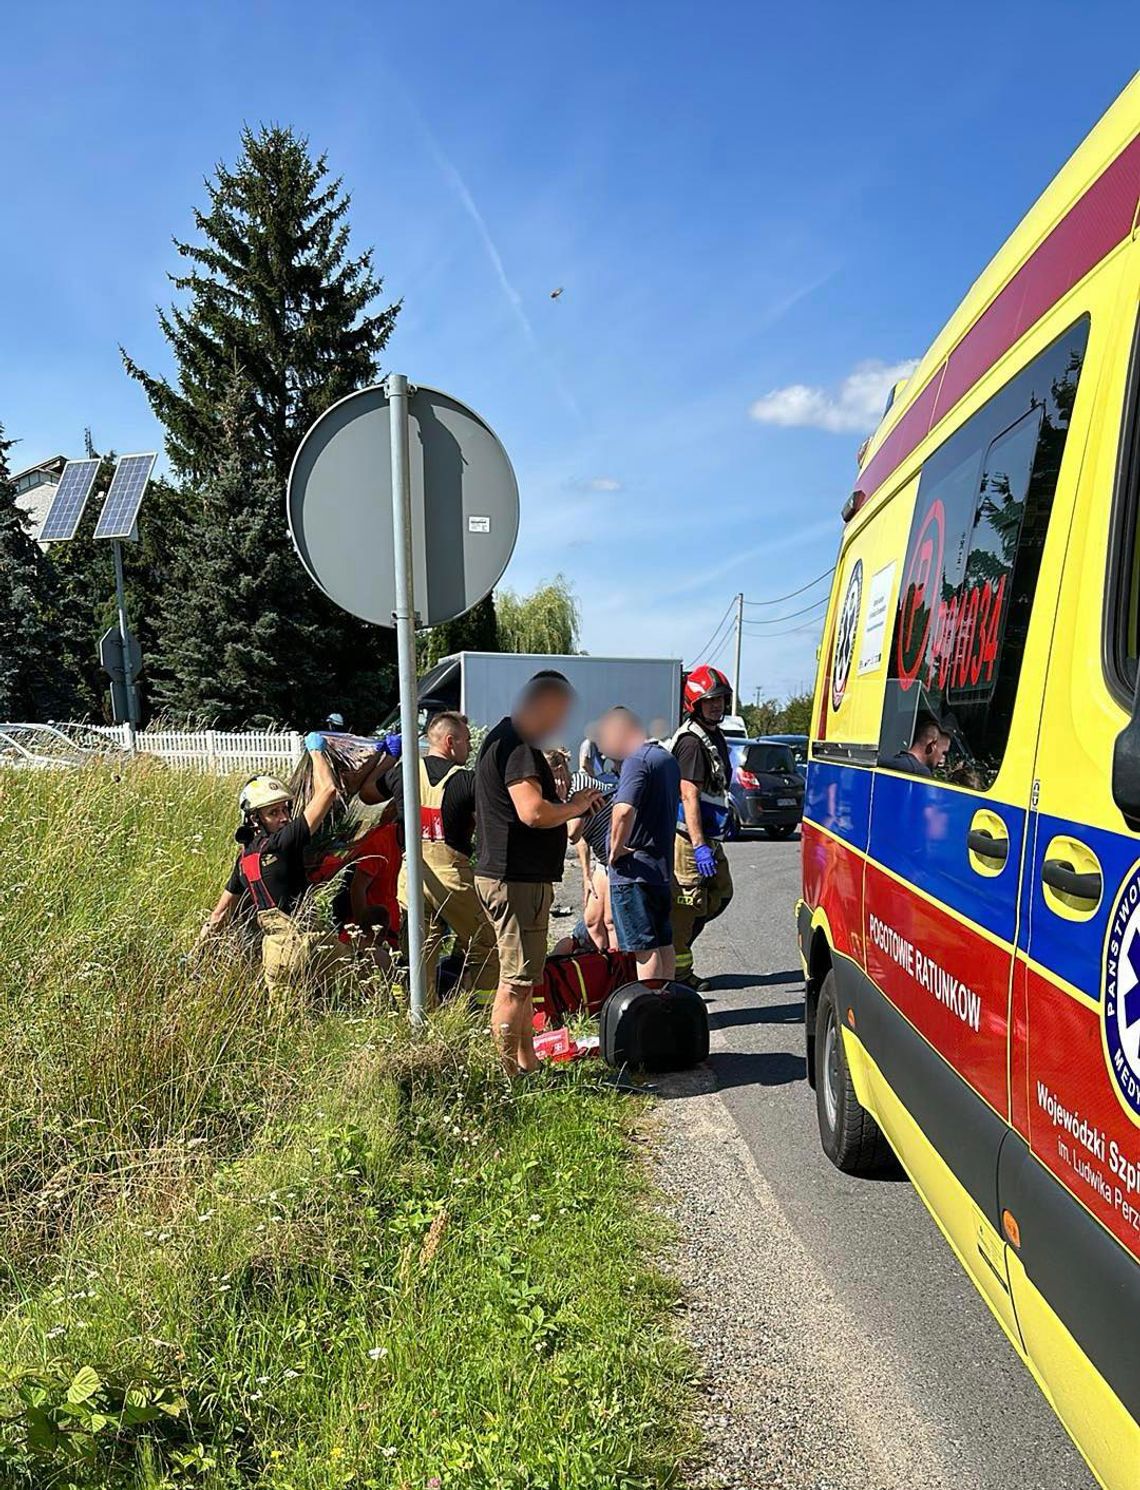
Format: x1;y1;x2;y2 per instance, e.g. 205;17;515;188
201;732;350;999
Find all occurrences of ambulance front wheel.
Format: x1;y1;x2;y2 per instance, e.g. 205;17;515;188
814;971;892;1176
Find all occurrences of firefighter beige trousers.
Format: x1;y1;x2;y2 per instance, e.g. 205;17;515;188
672;835;733;981
398;841;500;1005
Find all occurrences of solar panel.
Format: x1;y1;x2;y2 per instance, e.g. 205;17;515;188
37;459;101;542
93;452;157;540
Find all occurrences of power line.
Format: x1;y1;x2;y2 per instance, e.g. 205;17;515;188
742;595;828;628
706;628;735;667
746;613;827;640
689;613;735;670
685;598;735;669
743;566;834;607
699;616;736;669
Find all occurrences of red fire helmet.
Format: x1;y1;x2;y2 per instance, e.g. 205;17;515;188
683;664;732;714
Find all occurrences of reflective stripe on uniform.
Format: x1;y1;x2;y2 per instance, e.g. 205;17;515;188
418;757;463;844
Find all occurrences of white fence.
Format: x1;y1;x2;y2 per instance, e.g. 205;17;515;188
80;724;304;774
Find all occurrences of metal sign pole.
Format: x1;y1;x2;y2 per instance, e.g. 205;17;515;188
386;373;427;1026
112;538;140;737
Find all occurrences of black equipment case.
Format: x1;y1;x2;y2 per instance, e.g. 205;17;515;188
599;981;710;1073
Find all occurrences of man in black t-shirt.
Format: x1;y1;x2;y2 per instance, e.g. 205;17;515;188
475;671;603;1073
385;712;499;1001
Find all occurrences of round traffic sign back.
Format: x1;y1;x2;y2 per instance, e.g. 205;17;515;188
287;383;519;628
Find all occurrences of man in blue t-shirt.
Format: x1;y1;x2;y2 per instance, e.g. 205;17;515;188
597;706;682;981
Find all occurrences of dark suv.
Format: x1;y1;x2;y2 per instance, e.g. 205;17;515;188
726;738;804;839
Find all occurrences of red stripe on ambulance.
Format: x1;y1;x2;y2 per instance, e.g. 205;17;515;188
801;820;864;963
863;861;1009;1116
1023;966;1140;1265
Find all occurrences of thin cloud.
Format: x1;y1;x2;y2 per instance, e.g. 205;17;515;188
416;127;582;421
569;475;622;492
753;264;842;334
749;358;919;434
659;518;839;600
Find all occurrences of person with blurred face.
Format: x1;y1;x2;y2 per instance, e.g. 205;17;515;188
385;711;499;1003
599;706;681;982
474;671;603;1073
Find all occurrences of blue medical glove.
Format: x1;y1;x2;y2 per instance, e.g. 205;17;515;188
694;843;718;878
303;730;325;753
383;732;402;759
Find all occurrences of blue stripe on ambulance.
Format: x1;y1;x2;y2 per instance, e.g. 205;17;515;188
1021;811;1140;998
867;774;1025;946
802;759;872;853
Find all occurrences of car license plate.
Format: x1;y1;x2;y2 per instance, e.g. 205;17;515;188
777;797;796;807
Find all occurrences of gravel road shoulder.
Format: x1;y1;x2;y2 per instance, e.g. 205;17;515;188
651;1068;959;1490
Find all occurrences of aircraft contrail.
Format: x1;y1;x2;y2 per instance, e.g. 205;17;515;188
419;129;582;421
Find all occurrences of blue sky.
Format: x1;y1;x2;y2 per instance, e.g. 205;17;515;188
3;3;1138;702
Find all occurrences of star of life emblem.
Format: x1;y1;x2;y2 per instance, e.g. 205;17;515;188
1104;863;1140;1123
831;558;863;712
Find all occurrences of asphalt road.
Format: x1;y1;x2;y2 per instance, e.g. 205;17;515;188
666;833;1093;1490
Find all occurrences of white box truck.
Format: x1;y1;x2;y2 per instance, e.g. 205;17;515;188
415;652;683;747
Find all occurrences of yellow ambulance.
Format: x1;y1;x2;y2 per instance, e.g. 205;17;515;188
799;74;1140;1489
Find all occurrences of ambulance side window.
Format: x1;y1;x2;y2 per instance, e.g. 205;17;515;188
1108;317;1140;705
878;317;1090;789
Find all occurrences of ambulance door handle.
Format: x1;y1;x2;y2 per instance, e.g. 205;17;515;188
967;829;1008;863
967;811;1010;876
1041;858;1101;903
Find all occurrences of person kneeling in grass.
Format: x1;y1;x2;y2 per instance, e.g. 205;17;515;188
201;734;354;1000
597;707;681;982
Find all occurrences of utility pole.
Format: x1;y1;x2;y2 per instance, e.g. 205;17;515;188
732;592;744;715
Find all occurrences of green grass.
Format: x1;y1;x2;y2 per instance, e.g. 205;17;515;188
0;762;692;1488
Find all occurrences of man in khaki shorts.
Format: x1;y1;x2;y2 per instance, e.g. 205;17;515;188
474;672;602;1073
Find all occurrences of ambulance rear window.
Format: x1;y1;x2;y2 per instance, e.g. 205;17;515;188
878;317;1090;790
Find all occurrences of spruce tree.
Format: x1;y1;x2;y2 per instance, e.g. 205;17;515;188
123;125;398;489
149;375;321;726
0;424;57;719
123;125;401;728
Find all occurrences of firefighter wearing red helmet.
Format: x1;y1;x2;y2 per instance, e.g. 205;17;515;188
668;664;734;987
